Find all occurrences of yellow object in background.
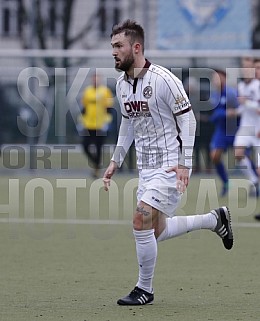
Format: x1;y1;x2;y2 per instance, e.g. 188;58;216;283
81;83;113;130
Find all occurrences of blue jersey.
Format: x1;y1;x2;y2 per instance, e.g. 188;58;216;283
210;86;239;150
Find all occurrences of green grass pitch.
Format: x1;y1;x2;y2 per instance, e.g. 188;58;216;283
0;172;260;321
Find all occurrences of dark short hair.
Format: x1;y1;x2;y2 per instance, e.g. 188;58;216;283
254;58;260;64
111;19;145;52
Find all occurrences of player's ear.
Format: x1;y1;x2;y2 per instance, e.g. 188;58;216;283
134;43;141;54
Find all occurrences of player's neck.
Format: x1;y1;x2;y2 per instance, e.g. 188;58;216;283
127;57;146;79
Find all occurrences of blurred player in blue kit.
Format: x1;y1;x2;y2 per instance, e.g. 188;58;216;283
209;69;240;196
103;20;234;306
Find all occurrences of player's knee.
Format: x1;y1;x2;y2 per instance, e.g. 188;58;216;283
234;147;245;160
133;215;144;230
133;213;154;230
235;154;244;161
210;153;221;164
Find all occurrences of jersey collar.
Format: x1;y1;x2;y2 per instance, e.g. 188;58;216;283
123;59;151;81
124;59;151;94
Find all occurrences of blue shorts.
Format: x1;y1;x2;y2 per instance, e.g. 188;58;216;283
210;130;235;151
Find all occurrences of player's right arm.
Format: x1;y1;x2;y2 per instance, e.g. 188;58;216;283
103;81;134;191
103;116;134;191
103;160;118;191
111;81;134;167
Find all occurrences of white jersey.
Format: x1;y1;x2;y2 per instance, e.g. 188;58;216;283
237;78;260;135
115;60;192;169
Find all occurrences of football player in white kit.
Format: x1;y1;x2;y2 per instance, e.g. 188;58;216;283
232;57;260;197
235;58;260;220
254;59;260;220
103;20;233;305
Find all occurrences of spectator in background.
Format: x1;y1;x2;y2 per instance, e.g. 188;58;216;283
184;77;213;173
209;69;239;196
79;72;114;178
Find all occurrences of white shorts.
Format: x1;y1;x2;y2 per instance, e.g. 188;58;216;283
234;127;260;148
136;168;187;217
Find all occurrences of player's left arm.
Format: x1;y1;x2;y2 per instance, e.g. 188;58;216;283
164;75;196;168
166;109;196;191
162;75;196;189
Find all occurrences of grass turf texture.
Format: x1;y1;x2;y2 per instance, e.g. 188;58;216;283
0;174;260;321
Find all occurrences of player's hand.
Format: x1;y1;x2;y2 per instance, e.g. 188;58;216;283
103;161;118;191
165;165;190;193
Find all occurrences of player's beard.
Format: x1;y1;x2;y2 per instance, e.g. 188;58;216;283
115;51;135;72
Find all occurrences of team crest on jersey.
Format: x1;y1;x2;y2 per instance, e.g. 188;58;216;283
143;86;152;99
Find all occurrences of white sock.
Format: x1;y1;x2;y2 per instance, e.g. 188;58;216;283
157;213;217;242
133;229;157;293
238;157;258;184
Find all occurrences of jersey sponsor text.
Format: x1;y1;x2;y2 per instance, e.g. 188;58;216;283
124;100;152;118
